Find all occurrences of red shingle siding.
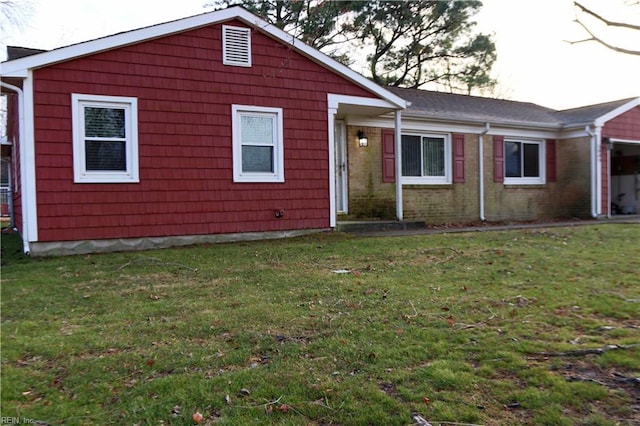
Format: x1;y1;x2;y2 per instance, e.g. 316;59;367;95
603;106;640;140
32;20;376;242
601;106;639;214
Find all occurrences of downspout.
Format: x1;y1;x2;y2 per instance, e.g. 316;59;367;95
585;125;598;218
394;110;403;221
478;123;490;221
0;80;30;253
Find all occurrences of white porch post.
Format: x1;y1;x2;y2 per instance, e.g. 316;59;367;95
394;110;403;221
595;126;603;216
327;106;338;228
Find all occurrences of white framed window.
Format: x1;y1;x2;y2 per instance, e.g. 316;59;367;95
72;94;139;183
232;105;284;183
401;133;451;184
504;139;545;185
222;25;251;67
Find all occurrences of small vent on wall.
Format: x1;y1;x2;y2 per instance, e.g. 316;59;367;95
222;25;251;67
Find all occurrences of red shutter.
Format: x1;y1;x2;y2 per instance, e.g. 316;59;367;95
453;133;465;183
546;139;556;182
382;129;396;183
493;135;504;183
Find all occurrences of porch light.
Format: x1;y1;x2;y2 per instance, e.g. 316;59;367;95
602;137;614;151
357;130;368;147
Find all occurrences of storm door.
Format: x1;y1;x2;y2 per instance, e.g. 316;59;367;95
334;120;348;213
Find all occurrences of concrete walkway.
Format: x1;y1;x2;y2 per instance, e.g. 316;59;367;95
342;215;640;238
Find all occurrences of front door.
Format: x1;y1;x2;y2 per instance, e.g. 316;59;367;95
334;121;348;213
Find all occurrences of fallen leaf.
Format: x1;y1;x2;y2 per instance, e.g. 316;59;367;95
277;404;291;413
146;359;155;367
422;397;431;404
447;315;454;327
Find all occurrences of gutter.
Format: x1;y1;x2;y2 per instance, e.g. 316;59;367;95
0;80;30;254
478;123;490;221
399;113;562;131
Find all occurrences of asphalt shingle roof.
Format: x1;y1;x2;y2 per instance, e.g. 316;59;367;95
387;87;637;128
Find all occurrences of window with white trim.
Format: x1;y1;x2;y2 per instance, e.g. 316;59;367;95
401;133;451;184
504;139;545;184
232;105;284;183
223;25;251;67
72;94;139;183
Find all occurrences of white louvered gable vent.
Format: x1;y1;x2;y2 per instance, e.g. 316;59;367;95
223;25;251;67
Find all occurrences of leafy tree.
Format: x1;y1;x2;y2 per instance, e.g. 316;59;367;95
209;0;496;94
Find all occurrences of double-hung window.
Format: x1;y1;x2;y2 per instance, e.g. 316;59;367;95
401;133;451;184
504;139;545;184
72;94;139;183
232;105;284;183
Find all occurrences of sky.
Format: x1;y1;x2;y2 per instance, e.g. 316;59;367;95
1;0;639;110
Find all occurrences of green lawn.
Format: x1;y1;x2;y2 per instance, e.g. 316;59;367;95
1;224;639;425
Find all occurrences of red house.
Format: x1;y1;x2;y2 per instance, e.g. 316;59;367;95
3;7;638;256
1;7;407;255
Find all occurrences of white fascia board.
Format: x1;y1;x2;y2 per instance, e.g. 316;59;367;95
593;97;640;127
609;137;640;144
327;94;402;110
1;6;409;111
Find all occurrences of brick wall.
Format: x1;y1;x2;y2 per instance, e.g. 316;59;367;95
346;126;396;219
345;128;593;223
554;137;592;218
474;136;591;221
402;133;479;223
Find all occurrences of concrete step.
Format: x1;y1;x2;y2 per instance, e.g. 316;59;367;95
336;220;426;233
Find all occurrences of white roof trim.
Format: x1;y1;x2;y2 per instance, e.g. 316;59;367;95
327;94;402;110
1;6;407;110
594;97;640;127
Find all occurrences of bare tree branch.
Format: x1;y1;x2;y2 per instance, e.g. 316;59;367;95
574;1;640;30
570;17;640;55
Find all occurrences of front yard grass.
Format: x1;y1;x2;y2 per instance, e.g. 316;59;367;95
1;224;639;425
